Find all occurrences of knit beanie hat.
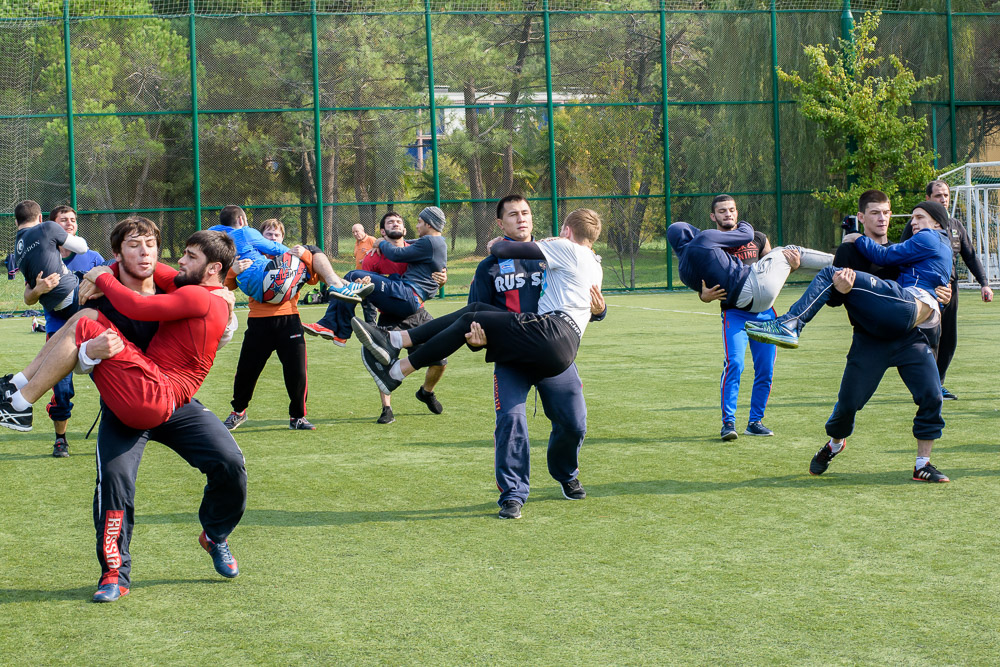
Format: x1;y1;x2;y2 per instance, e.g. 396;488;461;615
418;206;446;232
912;200;949;228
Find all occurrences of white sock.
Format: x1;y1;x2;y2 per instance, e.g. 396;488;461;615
388;361;404;381
915;456;930;470
10;390;31;412
388;331;403;348
11;372;27;390
829;439;844;453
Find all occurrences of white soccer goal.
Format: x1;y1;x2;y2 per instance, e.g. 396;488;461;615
938;162;1000;288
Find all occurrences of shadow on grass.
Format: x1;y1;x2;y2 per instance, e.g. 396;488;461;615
884;442;1000;455
0;578;224;604
140;503;499;527
583;467;1000;495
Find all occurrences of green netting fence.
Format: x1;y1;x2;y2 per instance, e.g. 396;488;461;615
2;0;999;312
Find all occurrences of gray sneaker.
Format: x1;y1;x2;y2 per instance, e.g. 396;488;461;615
223;410;247;431
498;499;522;519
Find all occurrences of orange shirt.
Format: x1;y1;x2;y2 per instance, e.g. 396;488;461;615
225;248;320;318
353;235;377;269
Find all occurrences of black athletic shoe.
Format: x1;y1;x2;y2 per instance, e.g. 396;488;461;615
415;387;443;414
941;386;957;401
744;421;773;437
0;394;32;432
289;417;316;430
810;439;845;475
199;530;239;578
560;479;587;500
498;499;522;519
376;406;395;424
223;410;247;431
913;462;950;483
361;347;401;395
0;373;14;396
92;583;129;603
53;437;69;458
720;421;738;441
351;317;399;366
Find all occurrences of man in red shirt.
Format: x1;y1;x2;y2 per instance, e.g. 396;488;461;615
1;230;234;432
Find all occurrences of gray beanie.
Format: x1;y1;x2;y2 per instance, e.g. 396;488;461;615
418;206;446;232
912;200;949;229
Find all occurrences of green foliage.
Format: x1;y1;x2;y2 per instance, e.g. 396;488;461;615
777;11;940;217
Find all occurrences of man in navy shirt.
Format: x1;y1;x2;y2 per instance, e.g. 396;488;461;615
13;201;90;457
694;195;777;441
747;196;954;482
467;195;606;520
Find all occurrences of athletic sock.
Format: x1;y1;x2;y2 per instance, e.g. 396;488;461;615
10;391;30;412
915;456;930;470
388;331;403;348
388;361;404;381
828;439;845;453
11;372;27;390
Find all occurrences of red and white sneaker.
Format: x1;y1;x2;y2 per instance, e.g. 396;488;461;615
302;322;336;340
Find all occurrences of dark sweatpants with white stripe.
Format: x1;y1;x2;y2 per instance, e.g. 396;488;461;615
94;399;247;589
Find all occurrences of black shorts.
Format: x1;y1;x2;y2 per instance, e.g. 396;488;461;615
484;311;581;379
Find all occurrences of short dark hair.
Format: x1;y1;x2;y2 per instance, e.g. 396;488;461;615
110;217;161;256
49;205;76;221
710;195;735;214
379;211;403;231
858;189;889;214
219;205;246;228
186;230;236;277
497;194;528;220
14;200;41;225
926;180;949;197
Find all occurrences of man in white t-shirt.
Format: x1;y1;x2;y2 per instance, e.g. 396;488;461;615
351;208;604;394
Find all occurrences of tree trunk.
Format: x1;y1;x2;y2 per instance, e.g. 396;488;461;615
500;13;536;196
463;78;493;254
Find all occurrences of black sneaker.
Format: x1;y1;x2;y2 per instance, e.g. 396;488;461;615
720;421;738;441
941;386;957;401
53;437;69;458
810;439;845;475
376;406;395;424
498;499;522;519
352;317;399;366
913;462;950;483
415;387;443;414
744;421;773;436
0;373;14;396
223;410;247;431
289;417;316;430
560;478;586;500
92;582;129;603
361;347;401;394
199;530;239;578
0;394;32;432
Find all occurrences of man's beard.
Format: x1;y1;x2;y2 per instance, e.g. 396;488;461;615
120;259;155;282
174;264;206;287
718;220;737;230
385;229;404;240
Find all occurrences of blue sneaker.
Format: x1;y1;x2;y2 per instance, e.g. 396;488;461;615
744;421;774;436
199;530;239;578
745;319;799;349
720;421;738;442
329;281;375;304
941;386;957;401
93;583;129;603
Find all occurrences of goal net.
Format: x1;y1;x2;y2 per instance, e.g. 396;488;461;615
938;162;1000;288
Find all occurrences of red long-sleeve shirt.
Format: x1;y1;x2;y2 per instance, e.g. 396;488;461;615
95;266;228;406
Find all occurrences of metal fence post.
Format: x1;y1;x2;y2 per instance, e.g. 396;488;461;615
543;0;559;236
660;1;672;289
424;0;443;296
770;0;784;245
63;0;77;209
946;0;958;164
188;0;202;229
310;0;325;249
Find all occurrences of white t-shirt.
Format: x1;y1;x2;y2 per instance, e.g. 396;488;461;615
537;238;603;336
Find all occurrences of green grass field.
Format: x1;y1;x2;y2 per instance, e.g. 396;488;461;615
1;290;998;664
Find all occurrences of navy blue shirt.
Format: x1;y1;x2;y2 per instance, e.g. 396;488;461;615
378;235;447;301
14;221;78;312
671;221;755;309
855;228;952;291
